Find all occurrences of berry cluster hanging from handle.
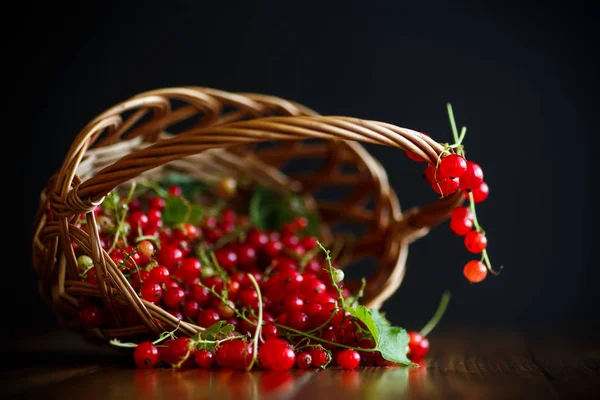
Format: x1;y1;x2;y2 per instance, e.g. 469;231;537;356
406;104;502;282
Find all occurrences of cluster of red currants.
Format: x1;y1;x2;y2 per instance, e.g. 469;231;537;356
76;183;426;371
406;147;493;283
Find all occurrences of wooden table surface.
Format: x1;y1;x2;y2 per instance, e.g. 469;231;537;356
2;329;598;399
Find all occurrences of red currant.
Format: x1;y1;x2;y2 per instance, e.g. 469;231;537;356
148;196;166;210
262;323;279;339
156;245;184;271
168;337;192;366
464;231;488;253
296;352;312;369
215;248;238;271
283;294;304;312
336;349;361;370
134;342;160;369
182;300;200;319
440;154;467;178
215;339;253;370
141;282;163;303
131;270;149;291
459;161;484;190
463;260;487;283
449;217;474;236
237;244;257;269
137;240;155;261
258;338;296;371
238;288;259;310
467;181;489;203
149;265;170;284
194;349;214;368
177;257;202;284
190;284;210;306
263;240;282;258
168;185;182;196
406;150;425;162
79;305;104;328
451;206;472;221
129;211;148;231
163;288;185;308
408;331;429;361
310;348;329;368
197;309;221;328
246;229;268;248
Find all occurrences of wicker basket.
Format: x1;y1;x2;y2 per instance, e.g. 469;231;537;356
32;87;463;340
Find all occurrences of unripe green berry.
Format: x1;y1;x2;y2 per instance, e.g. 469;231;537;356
332;268;344;283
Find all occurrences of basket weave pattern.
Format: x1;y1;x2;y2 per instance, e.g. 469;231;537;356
33;87;462;339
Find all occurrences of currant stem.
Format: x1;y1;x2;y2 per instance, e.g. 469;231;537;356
246;273;263;371
275;323;376;352
317;241;345;310
468;192;482;231
447;103;460;144
419;291;451;338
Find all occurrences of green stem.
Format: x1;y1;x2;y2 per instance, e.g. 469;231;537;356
447;103;460;144
246;274;263;371
275;323;375;352
419;291;451;337
468;192;482;231
317;241;345;309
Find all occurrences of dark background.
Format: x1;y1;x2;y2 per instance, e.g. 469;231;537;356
20;1;599;338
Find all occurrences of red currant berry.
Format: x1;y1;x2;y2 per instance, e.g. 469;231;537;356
129;211;148;231
294;216;309;230
216;300;235;319
134;342;160;369
149;196;166;211
463;260;488;283
408;331;429;361
194;349;214;368
310;348;329;368
146;209;163;229
431;175;460;196
163;288;186;308
164;279;181;291
168;309;183;320
203;276;224;293
336;349;361;370
300;236;317;250
464;231;488;253
237;244;257;269
220;208;237;223
246;229;269;248
262;323;279;339
451;206;472;221
177;257;202;284
149;265;170;284
258;338;296;371
131;270;150;291
283;294;304;312
79;305;104;328
141;282;163;303
450;217;474;236
156;245;184;271
287;311;308;331
440;154;468;178
296;352;312;369
215;248;238;271
137;240;155;261
190;284;210;306
168;185;182;196
263;240;282;258
197;308;221;328
215;340;254;370
459;161;484;190
168;337;192;366
406;150;425;162
238;288;259;310
467;181;489;203
281;234;299;248
182;300;200;319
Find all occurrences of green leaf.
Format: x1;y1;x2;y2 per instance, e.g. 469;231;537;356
196;321;235;352
249;185;321;235
348;305;413;366
162;195;204;225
